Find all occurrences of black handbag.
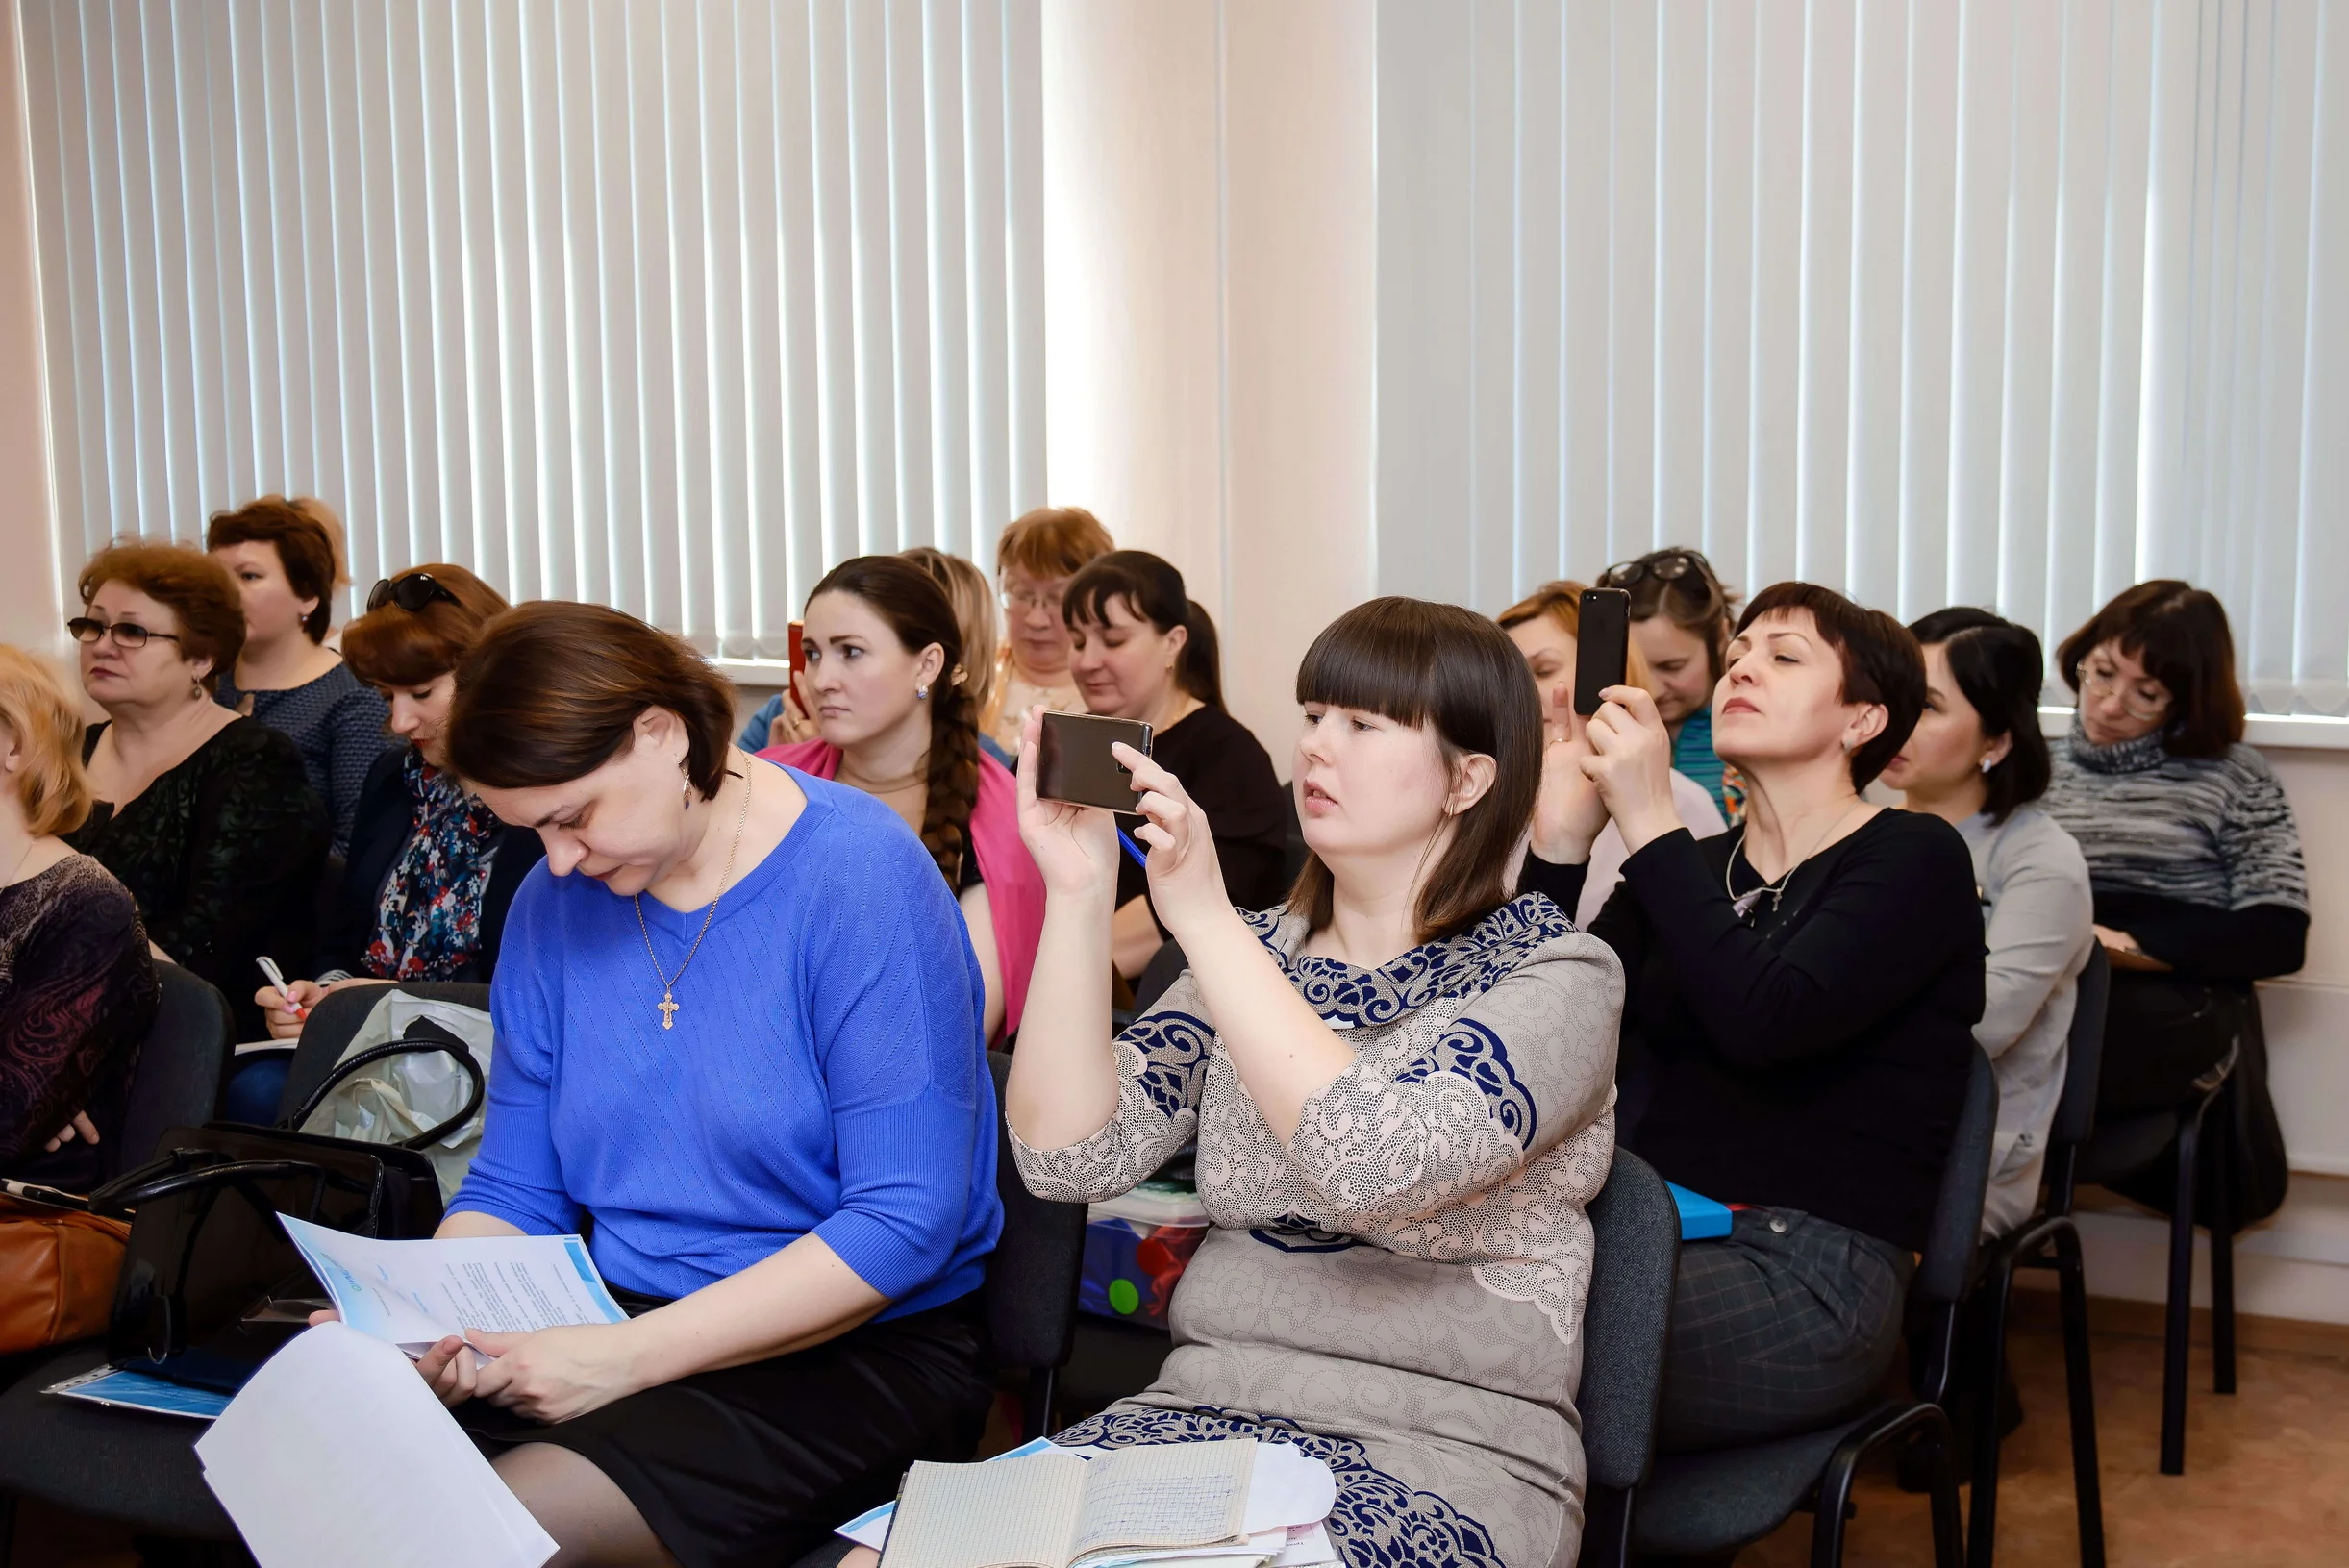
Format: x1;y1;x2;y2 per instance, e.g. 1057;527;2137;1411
86;1016;485;1393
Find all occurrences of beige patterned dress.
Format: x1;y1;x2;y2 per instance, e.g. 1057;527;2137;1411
1012;894;1622;1568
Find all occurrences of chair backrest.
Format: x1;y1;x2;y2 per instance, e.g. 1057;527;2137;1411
276;981;493;1122
1133;940;1189;1014
113;965;235;1175
1277;786;1309;887
981;1052;1087;1374
2049;943;2110;1151
1578;1149;1679;1493
1914;1047;1999;1306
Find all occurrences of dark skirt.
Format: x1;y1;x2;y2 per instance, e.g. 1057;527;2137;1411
456;1290;993;1568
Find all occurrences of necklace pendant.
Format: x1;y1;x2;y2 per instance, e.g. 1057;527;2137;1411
658;992;679;1030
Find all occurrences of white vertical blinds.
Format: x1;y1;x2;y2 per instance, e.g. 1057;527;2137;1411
1375;0;2349;716
18;0;1047;659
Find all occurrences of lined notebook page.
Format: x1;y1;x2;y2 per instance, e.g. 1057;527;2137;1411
1070;1440;1255;1560
879;1450;1089;1568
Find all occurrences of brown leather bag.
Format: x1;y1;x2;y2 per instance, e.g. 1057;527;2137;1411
0;1193;132;1353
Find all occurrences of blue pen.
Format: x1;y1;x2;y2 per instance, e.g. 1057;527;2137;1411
1115;827;1149;869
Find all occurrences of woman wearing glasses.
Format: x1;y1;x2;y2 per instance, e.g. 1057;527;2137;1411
2043;583;2308;1119
62;543;328;1042
980;506;1116;757
1600;548;1744;821
207;496;393;855
246;566;545;1060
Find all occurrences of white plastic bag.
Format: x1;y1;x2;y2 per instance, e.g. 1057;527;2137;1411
296;991;495;1203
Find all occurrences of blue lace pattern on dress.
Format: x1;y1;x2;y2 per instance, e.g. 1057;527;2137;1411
1118;1009;1217;1120
1240;895;1573;1029
1055;1406;1505;1568
1395;1017;1537;1143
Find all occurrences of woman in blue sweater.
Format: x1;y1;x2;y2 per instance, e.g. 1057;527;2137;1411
389;602;1001;1568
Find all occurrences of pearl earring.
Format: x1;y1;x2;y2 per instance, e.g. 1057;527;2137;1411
1980;758;1994;774
915;684;930;701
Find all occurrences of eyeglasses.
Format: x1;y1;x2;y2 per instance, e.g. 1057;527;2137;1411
367;572;462;613
67;616;183;651
1000;585;1065;615
1601;549;1724;598
2081;666;2172;721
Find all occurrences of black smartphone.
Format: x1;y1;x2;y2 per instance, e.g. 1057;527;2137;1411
1574;587;1632;715
1035;711;1154;810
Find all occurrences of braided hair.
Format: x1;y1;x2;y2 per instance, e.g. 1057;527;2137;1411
806;556;982;886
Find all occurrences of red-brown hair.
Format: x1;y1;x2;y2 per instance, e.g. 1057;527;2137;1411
2057;580;2245;759
446;602;738;799
77;542;246;694
995;506;1114;581
341;565;512;689
205;495;347;642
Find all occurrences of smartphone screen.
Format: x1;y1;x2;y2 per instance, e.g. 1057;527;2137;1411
1036;711;1154;811
1574;587;1632;716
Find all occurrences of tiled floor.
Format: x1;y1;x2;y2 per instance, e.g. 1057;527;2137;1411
15;1307;2349;1565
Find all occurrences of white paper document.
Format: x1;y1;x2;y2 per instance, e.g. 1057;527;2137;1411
196;1322;557;1568
281;1213;627;1359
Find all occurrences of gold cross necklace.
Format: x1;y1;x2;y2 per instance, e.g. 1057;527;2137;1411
635;764;752;1030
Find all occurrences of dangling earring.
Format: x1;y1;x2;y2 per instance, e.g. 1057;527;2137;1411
681;773;693;806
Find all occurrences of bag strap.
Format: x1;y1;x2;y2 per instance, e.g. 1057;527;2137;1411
88;1157;335;1219
285;1015;487;1151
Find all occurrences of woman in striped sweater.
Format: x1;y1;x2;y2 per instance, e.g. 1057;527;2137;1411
2041;581;2308;1113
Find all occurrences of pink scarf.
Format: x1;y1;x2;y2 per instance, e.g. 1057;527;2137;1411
758;739;1044;1038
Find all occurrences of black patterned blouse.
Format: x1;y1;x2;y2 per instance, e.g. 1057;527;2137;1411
68;718;330;1041
214;660;394;857
0;854;160;1190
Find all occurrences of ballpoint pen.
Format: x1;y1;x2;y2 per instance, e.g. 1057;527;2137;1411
1116;827;1148;870
255;956;308;1020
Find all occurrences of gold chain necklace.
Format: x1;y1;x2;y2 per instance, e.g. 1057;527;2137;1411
634;766;752;1030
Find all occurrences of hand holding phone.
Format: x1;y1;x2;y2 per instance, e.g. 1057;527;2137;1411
1573;587;1631;716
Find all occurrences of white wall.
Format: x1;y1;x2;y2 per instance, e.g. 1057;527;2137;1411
0;0;59;653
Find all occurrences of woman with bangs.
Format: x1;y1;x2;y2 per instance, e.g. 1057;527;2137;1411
249;565;545;1039
932;598;1625;1568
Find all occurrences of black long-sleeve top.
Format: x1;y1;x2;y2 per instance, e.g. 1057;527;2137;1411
1116;704;1292;929
1521;811;1984;1252
69;719;330;1041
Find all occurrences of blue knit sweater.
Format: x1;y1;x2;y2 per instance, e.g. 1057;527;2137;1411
450;762;1001;1317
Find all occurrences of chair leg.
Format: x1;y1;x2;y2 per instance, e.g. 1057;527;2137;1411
2207;1088;2237;1398
1025;1366;1059;1442
2053;1224;2107;1568
1967;1259;2016;1568
2160;1113;2202;1476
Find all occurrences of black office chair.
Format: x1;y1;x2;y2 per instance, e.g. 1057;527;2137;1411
1963;945;2108;1568
1629;1050;1996;1568
113;965;237;1182
1574;1151;1679;1568
2072;981;2245;1476
0;981;489;1560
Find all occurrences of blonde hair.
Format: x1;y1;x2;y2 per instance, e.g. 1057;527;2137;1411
0;646;94;836
1496;580;1657;693
900;545;999;717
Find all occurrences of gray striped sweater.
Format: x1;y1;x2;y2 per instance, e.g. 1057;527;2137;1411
2041;721;2308;913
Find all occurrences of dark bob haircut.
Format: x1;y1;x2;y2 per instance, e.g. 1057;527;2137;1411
2055;580;2244;759
1909;607;2053;824
447;601;738;799
1735;583;1925;791
1287;598;1542;944
1062;550;1224;709
341;564;512;689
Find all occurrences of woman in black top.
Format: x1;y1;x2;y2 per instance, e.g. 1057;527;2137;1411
250;565;545;1041
64;543;329;1043
1062;551;1288;977
1521;582;1982;1452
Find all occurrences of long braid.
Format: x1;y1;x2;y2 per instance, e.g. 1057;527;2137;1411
918;676;982;885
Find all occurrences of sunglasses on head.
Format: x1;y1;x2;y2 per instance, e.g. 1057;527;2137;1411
1601;549;1728;608
367;572;462;613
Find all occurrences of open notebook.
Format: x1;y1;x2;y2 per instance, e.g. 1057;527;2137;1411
878;1439;1261;1568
